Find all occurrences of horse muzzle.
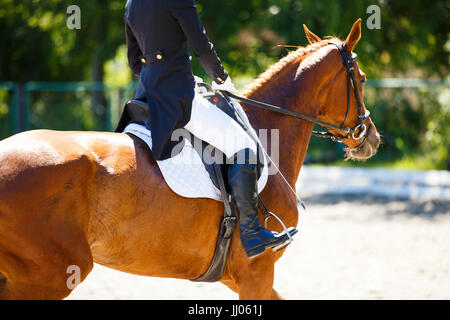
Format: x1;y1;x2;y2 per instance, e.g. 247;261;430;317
345;123;381;160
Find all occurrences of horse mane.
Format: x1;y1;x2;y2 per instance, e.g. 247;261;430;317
243;38;340;98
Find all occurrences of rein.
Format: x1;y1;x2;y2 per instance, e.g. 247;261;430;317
220;41;371;144
223;91;351;135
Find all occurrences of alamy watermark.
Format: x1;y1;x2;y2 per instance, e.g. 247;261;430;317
367;4;381;30
66;265;81;290
65;4;381;31
66;5;81;30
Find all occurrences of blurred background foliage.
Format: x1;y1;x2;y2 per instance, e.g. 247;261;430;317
0;0;449;169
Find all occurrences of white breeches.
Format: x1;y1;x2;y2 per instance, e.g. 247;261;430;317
184;93;257;159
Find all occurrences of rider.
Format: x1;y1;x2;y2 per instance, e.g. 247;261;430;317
120;0;297;259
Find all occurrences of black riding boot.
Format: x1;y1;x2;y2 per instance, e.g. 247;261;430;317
227;149;298;259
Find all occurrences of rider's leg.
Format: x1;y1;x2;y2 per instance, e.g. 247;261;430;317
227;148;296;258
184;94;297;259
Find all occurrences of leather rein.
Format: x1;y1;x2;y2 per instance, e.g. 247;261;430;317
221;41;371;144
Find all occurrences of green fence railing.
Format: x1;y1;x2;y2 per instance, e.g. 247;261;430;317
0;81;138;135
0;82;19;133
25;82;116;132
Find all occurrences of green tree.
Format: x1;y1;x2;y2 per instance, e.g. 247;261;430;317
0;0;125;82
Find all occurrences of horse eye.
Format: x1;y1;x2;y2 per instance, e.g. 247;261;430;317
360;79;366;84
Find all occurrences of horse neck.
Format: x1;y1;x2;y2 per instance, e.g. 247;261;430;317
243;64;321;187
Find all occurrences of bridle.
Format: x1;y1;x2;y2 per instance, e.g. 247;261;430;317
220;41;371;145
316;41;371;142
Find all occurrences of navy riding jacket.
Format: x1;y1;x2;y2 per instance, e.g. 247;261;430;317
116;0;228;160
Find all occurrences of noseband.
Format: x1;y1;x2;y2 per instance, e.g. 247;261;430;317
220;41;371;145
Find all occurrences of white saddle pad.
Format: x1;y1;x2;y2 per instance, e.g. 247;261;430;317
124;123;268;201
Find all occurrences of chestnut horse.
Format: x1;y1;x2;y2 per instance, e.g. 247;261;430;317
0;20;380;300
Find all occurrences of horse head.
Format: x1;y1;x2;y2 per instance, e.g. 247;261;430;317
302;19;381;160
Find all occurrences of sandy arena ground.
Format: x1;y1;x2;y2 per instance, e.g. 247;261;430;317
67;194;450;300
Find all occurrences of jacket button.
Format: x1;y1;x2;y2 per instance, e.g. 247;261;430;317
141;58;147;64
156;54;163;60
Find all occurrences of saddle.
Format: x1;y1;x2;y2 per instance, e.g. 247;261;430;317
121;86;266;282
123;88;264;189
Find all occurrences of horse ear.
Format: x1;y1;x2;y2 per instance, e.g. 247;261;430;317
303;24;321;44
344;19;362;53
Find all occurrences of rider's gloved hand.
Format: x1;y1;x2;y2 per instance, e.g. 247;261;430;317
212;76;237;94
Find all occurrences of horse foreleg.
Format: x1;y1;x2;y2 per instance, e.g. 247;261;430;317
271;288;284;300
220;279;239;296
231;252;277;300
221;278;285;300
